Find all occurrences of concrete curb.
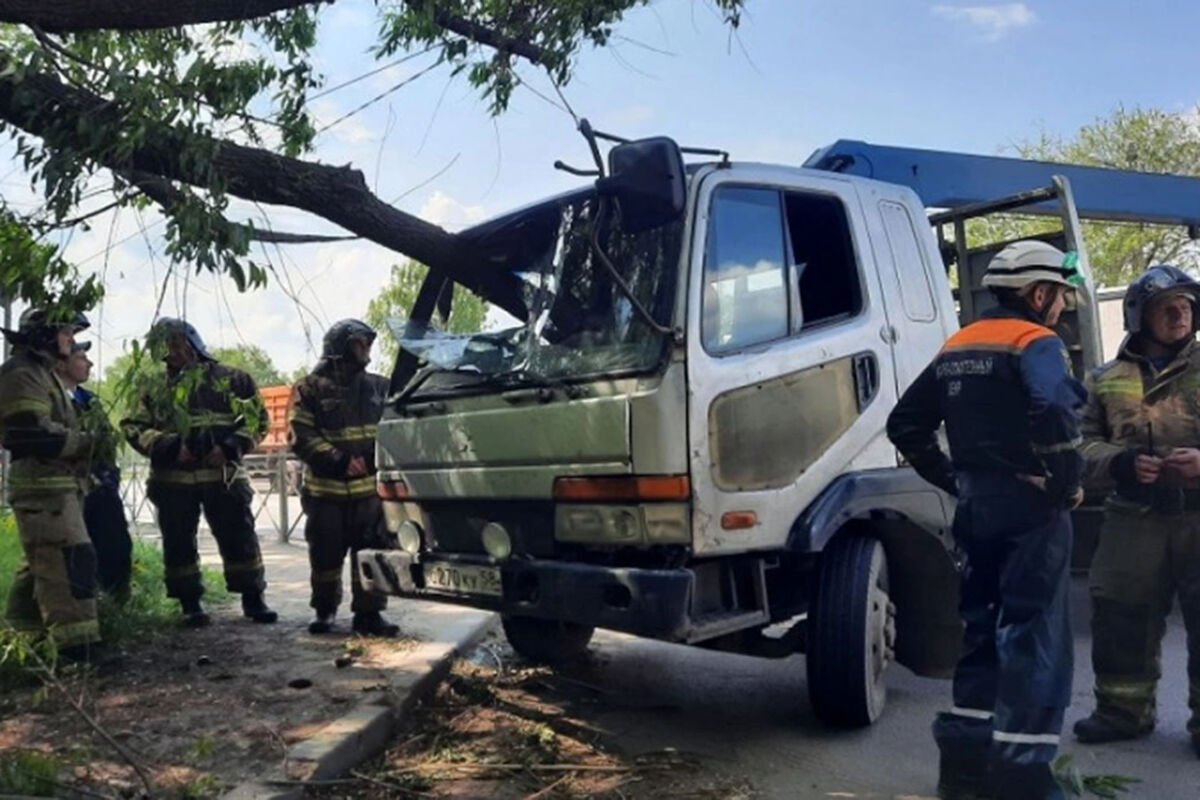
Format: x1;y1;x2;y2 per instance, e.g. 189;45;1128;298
221;611;498;800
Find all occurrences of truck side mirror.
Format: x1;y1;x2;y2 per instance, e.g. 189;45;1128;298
598;137;687;234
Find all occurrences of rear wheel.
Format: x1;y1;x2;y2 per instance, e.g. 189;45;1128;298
501;615;595;663
806;533;896;727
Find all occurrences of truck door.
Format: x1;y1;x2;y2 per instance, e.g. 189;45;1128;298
686;168;898;556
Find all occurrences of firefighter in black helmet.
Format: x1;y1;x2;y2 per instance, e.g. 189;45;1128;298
122;318;277;627
0;308;111;663
289;319;399;636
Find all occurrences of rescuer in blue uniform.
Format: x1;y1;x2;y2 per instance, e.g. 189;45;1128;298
887;240;1087;800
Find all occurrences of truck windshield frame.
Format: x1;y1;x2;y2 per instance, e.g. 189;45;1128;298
388;191;686;400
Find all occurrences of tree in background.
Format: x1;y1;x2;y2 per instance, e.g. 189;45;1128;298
972;106;1200;287
210;345;285;387
365;260;489;363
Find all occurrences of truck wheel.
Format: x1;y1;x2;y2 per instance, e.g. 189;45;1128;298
501;615;595;663
807;533;896;728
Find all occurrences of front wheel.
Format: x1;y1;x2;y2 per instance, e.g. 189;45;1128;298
501;615;595;663
806;533;896;727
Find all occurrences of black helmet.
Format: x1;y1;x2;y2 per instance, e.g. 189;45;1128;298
5;308;90;355
321;319;376;360
149;317;214;361
1123;265;1200;333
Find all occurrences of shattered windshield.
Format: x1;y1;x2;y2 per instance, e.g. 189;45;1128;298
388;192;684;398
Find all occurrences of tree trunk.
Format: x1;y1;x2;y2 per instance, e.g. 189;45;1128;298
0;57;528;316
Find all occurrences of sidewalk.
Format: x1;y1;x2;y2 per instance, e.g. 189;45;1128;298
136;521;496;799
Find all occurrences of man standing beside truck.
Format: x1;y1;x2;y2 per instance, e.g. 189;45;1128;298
122;318;277;627
289;319;399;637
1073;266;1200;757
887;240;1087;800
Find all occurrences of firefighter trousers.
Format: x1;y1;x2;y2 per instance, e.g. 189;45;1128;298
83;484;133;597
5;491;101;648
146;479;266;600
934;476;1073;800
1087;502;1200;737
302;494;390;615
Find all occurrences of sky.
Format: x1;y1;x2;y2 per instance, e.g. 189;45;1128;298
7;0;1200;380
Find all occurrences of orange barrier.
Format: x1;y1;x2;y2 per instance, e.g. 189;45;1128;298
258;384;293;453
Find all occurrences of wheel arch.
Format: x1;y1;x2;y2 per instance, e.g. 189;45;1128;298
791;468;962;678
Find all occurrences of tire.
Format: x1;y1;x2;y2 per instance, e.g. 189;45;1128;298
501;615;595;663
807;533;896;728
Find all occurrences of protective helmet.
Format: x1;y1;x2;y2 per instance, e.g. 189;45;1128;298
149;317;214;361
321;319;376;360
981;240;1085;292
10;308;90;355
1123;264;1200;334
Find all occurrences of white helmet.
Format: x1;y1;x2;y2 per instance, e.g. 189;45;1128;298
981;240;1084;292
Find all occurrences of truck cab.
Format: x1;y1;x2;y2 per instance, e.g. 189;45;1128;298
358;130;1104;727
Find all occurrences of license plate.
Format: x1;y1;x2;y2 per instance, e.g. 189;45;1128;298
422;562;502;597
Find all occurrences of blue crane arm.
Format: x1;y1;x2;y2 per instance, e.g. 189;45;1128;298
804;139;1200;228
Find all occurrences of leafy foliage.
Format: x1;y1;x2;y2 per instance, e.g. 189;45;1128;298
968;106;1200;287
0;208;101;318
1054;753;1139;798
210;345;285;387
0;749;62;797
0;1;746;313
366;259;490;362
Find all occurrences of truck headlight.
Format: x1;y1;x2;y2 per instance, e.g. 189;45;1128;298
397;520;423;554
481;522;512;559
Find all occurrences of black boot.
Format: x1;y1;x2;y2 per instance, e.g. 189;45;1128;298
1191;734;1200;758
352;611;399;638
242;592;278;624
308;610;336;634
1073;714;1151;744
937;751;992;800
180;597;211;628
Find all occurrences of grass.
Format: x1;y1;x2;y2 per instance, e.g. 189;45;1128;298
0;509;230;684
0;749;63;796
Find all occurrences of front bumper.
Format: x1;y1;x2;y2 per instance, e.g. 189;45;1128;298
357;549;693;641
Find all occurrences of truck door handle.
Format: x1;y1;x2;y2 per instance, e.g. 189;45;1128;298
853;352;879;411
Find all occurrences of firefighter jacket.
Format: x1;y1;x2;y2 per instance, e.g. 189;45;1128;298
887;306;1086;505
289;363;388;500
122;362;267;486
1080;335;1200;507
0;348;93;503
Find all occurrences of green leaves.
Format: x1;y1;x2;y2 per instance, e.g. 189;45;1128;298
365;259;490;362
1053;753;1139;798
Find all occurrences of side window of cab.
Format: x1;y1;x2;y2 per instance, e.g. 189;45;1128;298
702;185;863;354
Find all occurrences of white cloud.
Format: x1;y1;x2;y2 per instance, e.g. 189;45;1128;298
418;190;488;231
931;3;1036;41
310;98;376;147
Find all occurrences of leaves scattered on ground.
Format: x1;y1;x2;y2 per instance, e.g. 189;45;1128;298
314;657;757;800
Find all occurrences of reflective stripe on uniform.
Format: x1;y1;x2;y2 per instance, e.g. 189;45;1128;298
950;706;995;720
992;731;1060;746
165;563;201;579
223;558;263;574
8;475;84;491
2;397;52;415
304;475;376;497
48;618;101;647
150;468;226;485
325;424;378;443
1032;437;1083;455
189;411;238;426
1094;378;1143;398
312;568;343;583
290;408;317;426
1096;678;1157;700
941;318;1055;354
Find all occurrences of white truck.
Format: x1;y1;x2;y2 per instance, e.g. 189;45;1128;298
357;124;1123;727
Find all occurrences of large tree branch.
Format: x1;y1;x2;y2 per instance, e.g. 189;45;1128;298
402;1;547;65
0;0;327;32
0;57;527;315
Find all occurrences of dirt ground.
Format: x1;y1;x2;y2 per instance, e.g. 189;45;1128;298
313;635;758;800
0;603;417;799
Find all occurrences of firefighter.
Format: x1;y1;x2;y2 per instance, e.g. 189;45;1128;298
1073;265;1200;756
122;318;277;626
886;240;1087;800
289;319;398;637
56;341;133;601
0;308;109;663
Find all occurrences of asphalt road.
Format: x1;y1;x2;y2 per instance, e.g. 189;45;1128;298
540;577;1196;800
